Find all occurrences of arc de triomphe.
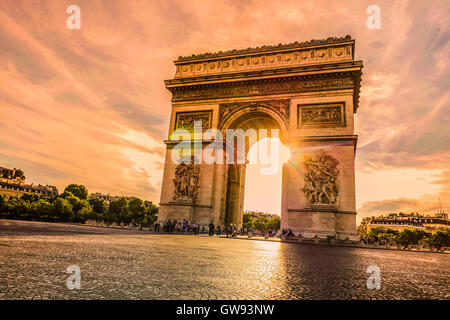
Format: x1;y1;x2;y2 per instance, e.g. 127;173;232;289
158;36;363;240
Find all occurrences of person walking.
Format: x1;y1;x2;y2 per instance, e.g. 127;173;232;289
209;222;215;236
216;225;221;236
182;219;187;234
172;220;177;233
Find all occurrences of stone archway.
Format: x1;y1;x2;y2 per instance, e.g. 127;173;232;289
220;105;287;229
159;36;363;240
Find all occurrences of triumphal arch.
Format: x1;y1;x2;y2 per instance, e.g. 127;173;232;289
159;36;363;240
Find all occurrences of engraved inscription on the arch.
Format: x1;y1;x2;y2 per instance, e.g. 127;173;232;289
298;102;345;128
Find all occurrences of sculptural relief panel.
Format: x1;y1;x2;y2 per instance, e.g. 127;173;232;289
175;111;212;131
302;152;339;206
298;102;345;128
173;162;200;201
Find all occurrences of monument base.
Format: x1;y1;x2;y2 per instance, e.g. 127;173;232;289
286;208;358;240
159;200;195;222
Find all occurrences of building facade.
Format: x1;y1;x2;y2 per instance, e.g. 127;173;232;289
368;212;449;234
90;192;153;207
0;166;58;199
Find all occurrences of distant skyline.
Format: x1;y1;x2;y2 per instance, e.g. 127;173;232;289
0;1;449;221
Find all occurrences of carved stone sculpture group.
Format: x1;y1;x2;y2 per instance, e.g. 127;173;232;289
173;162;200;201
302;152;339;205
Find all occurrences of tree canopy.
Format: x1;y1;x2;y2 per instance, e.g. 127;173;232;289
63;184;89;200
0;184;158;226
242;212;280;233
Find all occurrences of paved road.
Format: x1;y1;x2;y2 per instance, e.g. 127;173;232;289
0;219;448;300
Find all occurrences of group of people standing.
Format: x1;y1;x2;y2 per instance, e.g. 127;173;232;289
156;219;202;235
281;228;294;238
154;220;280;238
207;223;238;237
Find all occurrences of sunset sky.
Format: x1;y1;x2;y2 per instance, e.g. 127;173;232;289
0;0;448;221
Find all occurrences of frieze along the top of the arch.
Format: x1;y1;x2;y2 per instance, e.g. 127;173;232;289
167;70;359;94
165;60;362;88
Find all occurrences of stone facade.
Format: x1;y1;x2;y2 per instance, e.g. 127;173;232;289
0;166;58;199
368;212;450;234
0;167;26;185
159;36;363;240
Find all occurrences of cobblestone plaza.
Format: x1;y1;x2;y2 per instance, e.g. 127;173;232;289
0;220;448;300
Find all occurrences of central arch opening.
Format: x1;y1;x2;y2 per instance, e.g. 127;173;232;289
221;107;290;230
244;137;291;215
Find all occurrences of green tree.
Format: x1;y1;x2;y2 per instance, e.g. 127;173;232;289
378;232;399;243
73;199;92;223
52;197;73;222
31;199;52;221
60;190;75;199
109;198;130;224
88;197;106;216
367;227;387;240
398;229;431;246
147;204;158;216
62;192;92;223
16;198;32;220
20;193;41;203
64;184;89;200
1;197;17;219
143;204;158;225
426;229;450;250
0;194;5;214
367;227;399;243
243;212;254;230
357;217;372;239
254;216;269;233
102;208;116;224
128;198;145;223
267;216;281;231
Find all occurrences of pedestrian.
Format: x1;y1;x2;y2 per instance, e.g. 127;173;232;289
209;222;215;236
183;219;187;234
